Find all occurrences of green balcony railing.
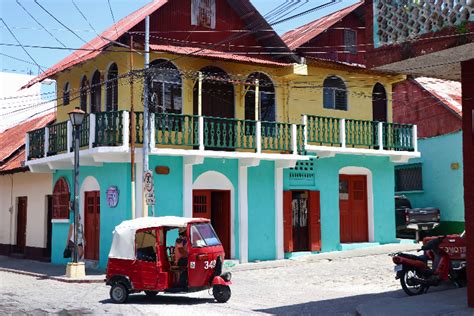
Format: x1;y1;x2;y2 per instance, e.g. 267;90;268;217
345;119;379;148
384;123;414;151
95;111;124;147
47;121;68;155
261;122;292;152
133;111;144;144
203;116;257;150
306;115;340;146
28;127;45;159
79;115;89;148
296;124;305;155
155;113;199;147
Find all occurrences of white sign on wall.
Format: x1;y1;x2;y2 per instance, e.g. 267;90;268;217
191;0;216;29
144;170;156;205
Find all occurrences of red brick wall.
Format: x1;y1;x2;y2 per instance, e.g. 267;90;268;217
392;79;461;138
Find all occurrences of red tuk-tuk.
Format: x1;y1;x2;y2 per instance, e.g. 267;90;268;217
105;216;232;303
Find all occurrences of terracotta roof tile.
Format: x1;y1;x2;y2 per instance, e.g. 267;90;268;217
0;113;55;163
415;77;462;116
281;1;364;50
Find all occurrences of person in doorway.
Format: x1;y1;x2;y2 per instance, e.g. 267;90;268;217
174;227;188;287
66;215;85;260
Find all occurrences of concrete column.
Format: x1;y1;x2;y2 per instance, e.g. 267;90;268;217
44;127;49;158
183;163;193;218
275;166;284;260
89;113;96;149
340;119;346;148
462;59;474;307
238;165;249;263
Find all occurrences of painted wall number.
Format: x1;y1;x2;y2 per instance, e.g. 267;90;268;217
204;260;216;270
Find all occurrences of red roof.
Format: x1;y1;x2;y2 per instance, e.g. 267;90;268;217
0;113;55;165
281;1;364;50
0;148;25;173
150;44;290;66
414;77;462;116
21;0;167;89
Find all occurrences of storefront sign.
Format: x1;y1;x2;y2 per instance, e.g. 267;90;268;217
155;166;170;175
106;186;119;208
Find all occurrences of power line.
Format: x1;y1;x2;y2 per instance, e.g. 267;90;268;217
106;0;119;38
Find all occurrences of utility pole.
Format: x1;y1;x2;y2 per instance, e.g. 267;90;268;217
129;35;135;219
142;15;150;217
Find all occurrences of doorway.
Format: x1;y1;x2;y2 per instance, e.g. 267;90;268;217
339;175;368;243
372;83;387;122
15;197;27;254
192;189;231;258
283;190;321;253
45;195;53;259
84;191;100;260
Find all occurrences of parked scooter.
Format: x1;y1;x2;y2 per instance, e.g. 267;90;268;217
391;235;466;296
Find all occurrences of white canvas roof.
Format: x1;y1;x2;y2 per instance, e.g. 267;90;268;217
108;216;208;260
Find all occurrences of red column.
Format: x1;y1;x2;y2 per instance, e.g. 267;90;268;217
462;59;474;307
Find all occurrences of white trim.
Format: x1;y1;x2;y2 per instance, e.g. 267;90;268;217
274;166;284;260
340;119;346;148
193;171;236;259
135;160;144;218
89;113;96;149
44;127;49;158
238;163;249;263
79;176;100;225
122;111;130;150
305;144;420;162
25;134;29;161
183;164;193;218
67;121;73;153
51;219;70;224
339;167;375;242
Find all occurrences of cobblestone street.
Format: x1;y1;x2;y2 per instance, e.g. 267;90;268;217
2;244;456;315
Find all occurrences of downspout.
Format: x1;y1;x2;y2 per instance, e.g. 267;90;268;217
9;174;14;251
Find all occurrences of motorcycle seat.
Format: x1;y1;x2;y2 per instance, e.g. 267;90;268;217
397;253;428;262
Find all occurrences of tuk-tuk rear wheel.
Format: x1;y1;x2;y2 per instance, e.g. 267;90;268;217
145;291;158;297
110;283;128;304
213;285;231;303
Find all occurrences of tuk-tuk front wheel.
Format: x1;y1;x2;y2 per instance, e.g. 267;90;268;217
110;283;128;304
213;285;231;303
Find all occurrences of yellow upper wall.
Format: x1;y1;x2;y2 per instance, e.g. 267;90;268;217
54;48;400;124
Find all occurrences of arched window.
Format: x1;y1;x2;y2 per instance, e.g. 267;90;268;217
245;72;275;122
63;82;70;106
372;82;387;122
90;70;101;113
106;63;118;112
323;76;347;110
149;59;182;114
52;177;70;219
80;76;88;112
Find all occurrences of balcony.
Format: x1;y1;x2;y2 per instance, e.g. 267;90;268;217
303;115;419;162
25;111;419;172
368;0;474;80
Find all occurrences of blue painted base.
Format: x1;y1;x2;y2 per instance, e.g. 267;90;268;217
337;242;380;251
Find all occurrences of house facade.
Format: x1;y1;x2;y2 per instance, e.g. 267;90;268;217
23;0;418;268
393;77;464;234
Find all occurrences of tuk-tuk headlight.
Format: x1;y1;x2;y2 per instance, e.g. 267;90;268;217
221;272;232;282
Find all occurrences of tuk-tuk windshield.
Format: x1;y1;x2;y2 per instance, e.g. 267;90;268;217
191;223;221;247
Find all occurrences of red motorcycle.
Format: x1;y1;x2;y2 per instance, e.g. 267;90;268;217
391;235;466;296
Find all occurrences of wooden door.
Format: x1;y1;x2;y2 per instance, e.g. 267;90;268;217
84;191;100;260
292;191;309;252
308;191;321;251
45;195;53;259
211;191;231;259
193;190;212;219
16;197;27;254
339;175;368;243
283;191;293;252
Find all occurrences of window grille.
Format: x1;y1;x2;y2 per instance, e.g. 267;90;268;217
323;76;347;111
395;164;423;192
344;29;357;54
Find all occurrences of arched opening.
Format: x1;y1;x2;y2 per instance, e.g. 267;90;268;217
106;63;118;112
149;59;182;114
193;66;234;118
193;171;234;258
52;177;70;220
90;70;101;113
338;167;374;243
80;76;89;112
80;176;100;261
323;76;347;110
245;72;275;122
63;82;70;106
372;83;387;122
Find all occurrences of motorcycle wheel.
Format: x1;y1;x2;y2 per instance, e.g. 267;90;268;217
213;285;231;303
400;269;425;296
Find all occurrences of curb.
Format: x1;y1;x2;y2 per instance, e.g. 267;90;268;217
0;267;104;283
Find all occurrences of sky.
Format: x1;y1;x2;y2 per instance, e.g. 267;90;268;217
0;0;359;76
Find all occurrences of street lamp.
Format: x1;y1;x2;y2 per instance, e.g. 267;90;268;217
68;108;85;267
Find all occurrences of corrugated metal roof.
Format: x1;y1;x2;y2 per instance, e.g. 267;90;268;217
21;0;167;89
0;113;55;163
0;148;26;173
415;77;462;116
281;1;364;50
150;44;290;66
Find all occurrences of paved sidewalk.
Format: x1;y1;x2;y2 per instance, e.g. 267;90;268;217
356;288;474;316
0;256;104;283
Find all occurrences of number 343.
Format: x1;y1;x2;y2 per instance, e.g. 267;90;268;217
204;260;216;270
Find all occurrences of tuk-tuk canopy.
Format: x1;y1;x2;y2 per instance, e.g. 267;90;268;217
108;216;208;260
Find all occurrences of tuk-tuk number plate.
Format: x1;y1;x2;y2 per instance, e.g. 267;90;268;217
394;264;403;272
189;260;216;269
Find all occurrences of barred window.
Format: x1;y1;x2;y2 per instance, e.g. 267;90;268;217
344;29;357;54
323;76;347;110
395;164;423;192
